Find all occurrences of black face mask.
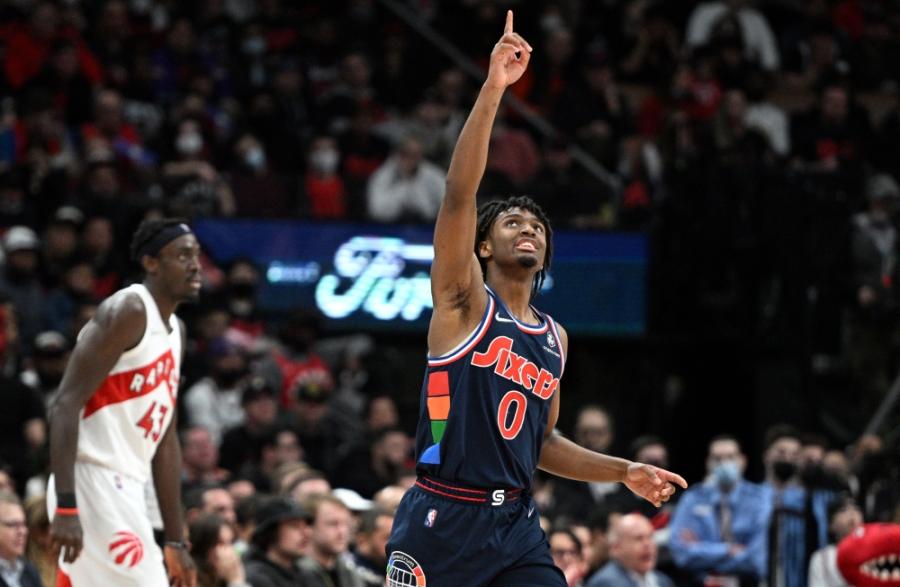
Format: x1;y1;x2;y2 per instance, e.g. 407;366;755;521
230;282;257;299
772;460;797;482
215;368;246;388
800;463;826;488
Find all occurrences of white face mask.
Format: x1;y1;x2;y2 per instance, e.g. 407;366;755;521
176;132;203;155
311;149;339;174
244;146;266;170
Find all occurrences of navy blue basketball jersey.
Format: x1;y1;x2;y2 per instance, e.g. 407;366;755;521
415;286;566;489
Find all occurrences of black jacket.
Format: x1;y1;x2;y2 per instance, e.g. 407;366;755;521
244;549;306;587
0;560;44;587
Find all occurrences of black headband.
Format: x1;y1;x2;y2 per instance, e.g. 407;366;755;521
135;223;193;260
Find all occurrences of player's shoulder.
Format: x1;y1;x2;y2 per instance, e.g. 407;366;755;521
93;288;146;332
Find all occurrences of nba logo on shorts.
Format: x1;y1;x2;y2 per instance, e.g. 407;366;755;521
423;508;437;528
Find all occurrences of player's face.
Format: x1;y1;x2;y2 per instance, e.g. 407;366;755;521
154;234;202;302
487;208;547;271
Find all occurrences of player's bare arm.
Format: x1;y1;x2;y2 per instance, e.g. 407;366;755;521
428;10;532;357
48;292;146;563
152;316;196;587
154;409;196;587
537;324;688;507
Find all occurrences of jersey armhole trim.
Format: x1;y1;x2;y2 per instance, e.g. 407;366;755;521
427;296;495;367
547;316;566;377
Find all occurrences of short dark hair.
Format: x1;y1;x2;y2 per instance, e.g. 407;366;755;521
475;195;553;301
129;217;189;263
357;508;394;535
628;435;665;460
764;423;800;451
709;434;741;450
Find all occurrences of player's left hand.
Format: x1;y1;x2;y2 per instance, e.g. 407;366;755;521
164;544;197;587
624;462;688;508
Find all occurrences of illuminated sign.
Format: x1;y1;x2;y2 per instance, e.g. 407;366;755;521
193;220;646;336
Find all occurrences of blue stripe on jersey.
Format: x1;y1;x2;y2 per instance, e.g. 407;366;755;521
415;289;564;489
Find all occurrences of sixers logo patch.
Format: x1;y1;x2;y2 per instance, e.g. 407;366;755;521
386;551;426;586
108;531;143;568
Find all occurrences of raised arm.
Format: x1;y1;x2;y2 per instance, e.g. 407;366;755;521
48;293;146;563
428;11;532;353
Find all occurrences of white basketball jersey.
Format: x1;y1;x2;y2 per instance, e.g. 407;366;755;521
76;284;182;482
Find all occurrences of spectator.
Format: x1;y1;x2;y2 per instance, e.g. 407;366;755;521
184;337;249;445
0;227;45;354
607;435;676;521
332;427;411;499
349;508;393;587
587;513;676;587
485;110;541;188
2;1;101;90
668;434;769;585
189;513;249;587
0;491;42;587
550;405;617;518
181;425;230;492
0;320;45;493
366;136;445;224
283;469;331;505
849;173;900;418
685;0;780;71
300;135;347;220
222;259;265;341
298;494;363;587
42;258;95;334
162;117;236;218
338;105;391;219
363;395;399;435
229;133;294;218
219;376;279;477
550;527;588;587
23;495;52;587
583;507;614;580
762;424;816;587
185;483;237;526
80;88;150;172
808;497;863;587
244;496;311;587
21;331;69;405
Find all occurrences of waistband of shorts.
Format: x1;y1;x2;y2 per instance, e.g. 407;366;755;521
415;475;525;506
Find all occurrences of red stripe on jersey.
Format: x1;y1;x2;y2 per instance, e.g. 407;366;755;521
82;349;178;418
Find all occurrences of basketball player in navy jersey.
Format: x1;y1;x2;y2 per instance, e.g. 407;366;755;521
385;12;687;587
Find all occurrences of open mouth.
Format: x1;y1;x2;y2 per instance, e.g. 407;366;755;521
860;555;900;581
515;240;537;252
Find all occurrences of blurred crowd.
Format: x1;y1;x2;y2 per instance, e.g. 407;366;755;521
0;0;900;586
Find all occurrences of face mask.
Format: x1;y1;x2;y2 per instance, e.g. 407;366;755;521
215;367;246;388
176;132;203;155
713;461;741;488
242;37;266;56
772;460;797;482
311;149;339;174
244;147;266;170
229;282;257;299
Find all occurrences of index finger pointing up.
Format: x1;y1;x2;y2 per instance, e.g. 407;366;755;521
505;10;513;34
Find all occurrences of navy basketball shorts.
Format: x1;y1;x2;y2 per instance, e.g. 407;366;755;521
385;476;566;587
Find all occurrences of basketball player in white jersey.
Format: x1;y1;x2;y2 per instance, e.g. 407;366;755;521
48;218;200;587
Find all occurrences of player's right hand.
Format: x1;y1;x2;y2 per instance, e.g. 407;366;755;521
49;514;83;563
486;10;532;90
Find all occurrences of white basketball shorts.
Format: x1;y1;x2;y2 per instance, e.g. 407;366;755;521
47;462;168;586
